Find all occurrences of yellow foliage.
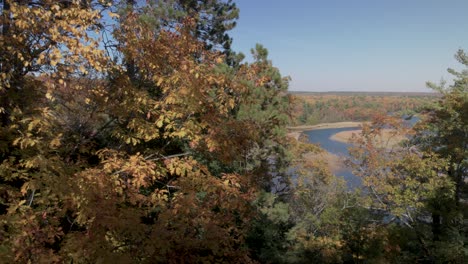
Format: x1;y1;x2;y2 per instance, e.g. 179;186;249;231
0;1;289;262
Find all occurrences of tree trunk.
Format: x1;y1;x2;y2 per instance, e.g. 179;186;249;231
432;212;441;242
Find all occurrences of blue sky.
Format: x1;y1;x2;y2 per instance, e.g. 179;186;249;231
229;0;468;92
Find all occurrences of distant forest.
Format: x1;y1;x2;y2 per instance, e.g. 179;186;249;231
290;93;438;125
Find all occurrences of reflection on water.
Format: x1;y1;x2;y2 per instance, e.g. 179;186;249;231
304;127;362;189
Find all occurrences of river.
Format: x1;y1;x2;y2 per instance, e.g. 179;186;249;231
303;126;362;188
303;116;419;189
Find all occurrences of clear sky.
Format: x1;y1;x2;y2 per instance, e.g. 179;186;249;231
229;0;468;92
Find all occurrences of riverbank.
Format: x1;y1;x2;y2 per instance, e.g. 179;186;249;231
330;129;406;147
287;121;365;140
329;129;361;144
288;121;364;132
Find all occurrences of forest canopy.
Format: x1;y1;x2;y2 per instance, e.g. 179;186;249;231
0;1;467;263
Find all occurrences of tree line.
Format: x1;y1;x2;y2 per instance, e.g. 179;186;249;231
291;94;436;125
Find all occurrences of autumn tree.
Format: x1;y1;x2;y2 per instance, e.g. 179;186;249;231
282;140;348;263
417;50;468;208
112;0;240;83
0;0;110;261
348;50;468;262
0;0;293;262
411;49;468;261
